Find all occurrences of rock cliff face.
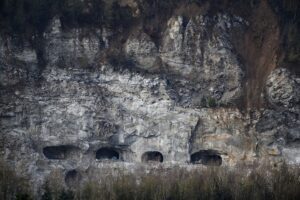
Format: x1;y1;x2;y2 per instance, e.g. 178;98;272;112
0;0;299;193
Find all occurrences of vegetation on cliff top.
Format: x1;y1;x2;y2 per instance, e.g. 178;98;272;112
0;0;133;38
0;0;299;66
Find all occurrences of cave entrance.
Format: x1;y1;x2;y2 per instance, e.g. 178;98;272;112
96;148;119;160
65;169;81;188
43;145;80;160
142;151;163;163
191;150;222;166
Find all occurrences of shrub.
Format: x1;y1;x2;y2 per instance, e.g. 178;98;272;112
0;0;59;37
200;97;207;107
76;164;300;200
208;97;217;107
1;160;300;200
0;160;32;200
0;0;130;38
41;170;76;200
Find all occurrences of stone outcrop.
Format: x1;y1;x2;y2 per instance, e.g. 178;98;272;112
125;31;158;71
266;68;300;109
45;18;102;68
0;38;38;85
0;2;300;193
159;14;244;105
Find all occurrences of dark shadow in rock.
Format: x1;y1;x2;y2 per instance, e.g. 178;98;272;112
43;145;80;160
142;151;163;163
96;147;120;160
191;150;222;166
65;169;81;188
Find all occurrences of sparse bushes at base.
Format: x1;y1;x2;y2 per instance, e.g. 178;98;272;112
1;159;300;200
73;164;300;200
0;160;32;200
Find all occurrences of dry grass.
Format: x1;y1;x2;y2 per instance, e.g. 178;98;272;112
0;160;32;200
72;164;300;200
1;159;300;200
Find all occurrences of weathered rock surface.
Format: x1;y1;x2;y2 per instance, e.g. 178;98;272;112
0;38;37;85
45;18;102;68
159;15;244;105
0;7;299;193
125;31;158;71
266;68;300;109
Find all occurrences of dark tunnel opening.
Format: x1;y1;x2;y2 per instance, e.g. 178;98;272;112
65;169;81;188
43;145;80;160
142;151;163;163
191;150;222;166
96;147;120;160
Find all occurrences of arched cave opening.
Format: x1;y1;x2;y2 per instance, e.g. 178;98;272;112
65;169;81;188
43;145;80;160
96;147;120;160
142;151;163;163
190;150;222;166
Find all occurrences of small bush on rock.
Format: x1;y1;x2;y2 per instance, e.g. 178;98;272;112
208;97;217;107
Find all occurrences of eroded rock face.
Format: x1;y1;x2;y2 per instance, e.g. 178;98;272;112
0;11;299;193
44;18;105;68
253;69;300;164
0;38;37;86
123;14;245;107
125;31;158;70
266;68;300;109
159;14;244;104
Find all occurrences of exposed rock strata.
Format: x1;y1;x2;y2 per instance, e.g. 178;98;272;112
0;2;299;193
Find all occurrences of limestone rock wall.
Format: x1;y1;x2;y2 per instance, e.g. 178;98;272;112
0;2;299;193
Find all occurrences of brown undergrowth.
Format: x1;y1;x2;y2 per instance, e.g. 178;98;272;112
1;158;300;200
75;164;300;200
0;160;32;200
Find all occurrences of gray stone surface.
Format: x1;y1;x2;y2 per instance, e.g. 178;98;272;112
266;68;300;109
44;18;102;68
159;14;244;105
0;14;299;192
125;31;158;71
